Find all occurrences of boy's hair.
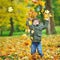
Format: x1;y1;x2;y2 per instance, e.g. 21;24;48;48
32;18;40;23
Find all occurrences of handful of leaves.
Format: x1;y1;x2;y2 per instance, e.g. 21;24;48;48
44;10;52;20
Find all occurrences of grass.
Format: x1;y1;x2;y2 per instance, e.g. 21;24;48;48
55;26;60;34
42;26;60;35
0;26;60;36
2;31;26;36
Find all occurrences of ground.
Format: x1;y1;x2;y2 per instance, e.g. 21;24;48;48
0;34;60;60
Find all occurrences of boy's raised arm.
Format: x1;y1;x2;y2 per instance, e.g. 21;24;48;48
26;18;33;30
44;20;49;28
40;20;49;30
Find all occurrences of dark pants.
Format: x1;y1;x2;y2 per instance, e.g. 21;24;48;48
31;42;43;57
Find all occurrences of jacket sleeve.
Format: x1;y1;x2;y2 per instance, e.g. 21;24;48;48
40;20;49;30
26;20;33;30
44;20;49;28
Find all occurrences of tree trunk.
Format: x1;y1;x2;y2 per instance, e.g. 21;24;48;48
45;0;56;34
9;17;14;36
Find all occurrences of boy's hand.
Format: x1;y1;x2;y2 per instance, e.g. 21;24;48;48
44;10;52;21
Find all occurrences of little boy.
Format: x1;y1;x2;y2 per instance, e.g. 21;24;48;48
26;18;49;57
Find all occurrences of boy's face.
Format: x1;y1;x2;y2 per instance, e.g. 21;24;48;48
33;20;40;25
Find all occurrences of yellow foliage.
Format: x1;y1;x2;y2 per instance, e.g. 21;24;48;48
39;1;45;7
0;35;60;60
44;12;52;20
28;9;37;18
32;0;45;7
0;0;30;31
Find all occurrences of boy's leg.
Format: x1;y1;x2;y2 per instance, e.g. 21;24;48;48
37;42;44;57
31;42;37;55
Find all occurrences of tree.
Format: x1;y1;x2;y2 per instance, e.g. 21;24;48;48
0;0;29;36
26;0;56;34
9;17;14;36
45;0;56;34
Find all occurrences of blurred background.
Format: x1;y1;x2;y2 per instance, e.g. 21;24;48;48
0;0;60;36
